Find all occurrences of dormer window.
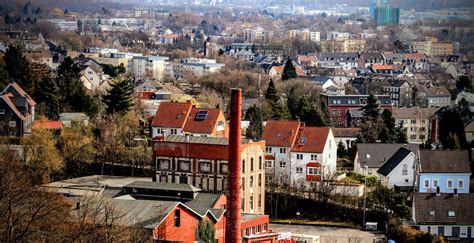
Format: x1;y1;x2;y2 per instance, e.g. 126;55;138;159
448;211;456;217
429;210;435;216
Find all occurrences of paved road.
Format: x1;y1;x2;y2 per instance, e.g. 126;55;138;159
270;224;386;243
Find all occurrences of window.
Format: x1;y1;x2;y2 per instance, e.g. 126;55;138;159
158;159;170;170
329;140;332;149
9;132;16;137
280;148;287;153
0;109;5;114
452;227;460;237
411;120;416;124
266;160;273;168
307;167;320;175
242;160;245;172
249;195;254;211
249;176;254;189
266;147;272;153
296;154;303;160
311;154;317;160
279;161;286;168
9;121;16;127
220;163;228;174
458;179;464;189
250;158;254;172
174;210;181;227
438;226;444;236
259;156;262;170
447;179;453;189
199;162;212;173
402;164;408;175
241;178;245;191
296;167;303;173
178;160;190;172
171;128;177;135
258;194;262;208
258;174;262;186
448;211;456;217
423;179;429;188
432;179;439;188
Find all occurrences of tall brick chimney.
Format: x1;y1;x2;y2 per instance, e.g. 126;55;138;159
226;88;242;243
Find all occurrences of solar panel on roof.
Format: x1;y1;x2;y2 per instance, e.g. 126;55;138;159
195;110;208;120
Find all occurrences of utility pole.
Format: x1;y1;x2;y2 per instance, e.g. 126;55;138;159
362;165;368;229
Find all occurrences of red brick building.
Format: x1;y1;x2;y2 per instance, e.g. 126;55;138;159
154;134;266;215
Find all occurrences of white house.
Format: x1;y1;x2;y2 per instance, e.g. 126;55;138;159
132;56;169;81
262;120;337;189
377;147;416;189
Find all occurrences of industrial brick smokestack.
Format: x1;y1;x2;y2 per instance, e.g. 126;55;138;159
226;88;242;243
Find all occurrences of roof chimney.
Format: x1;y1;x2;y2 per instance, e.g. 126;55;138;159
226;89;242;243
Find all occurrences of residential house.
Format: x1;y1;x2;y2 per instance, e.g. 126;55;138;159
381;78;413;106
346;108;364;128
0;82;36;137
392;107;439;144
330;69;357;85
403;53;429;71
316;52;360;70
413;193;474;240
150;102;228;139
358;52;385;68
24;49;54;69
296;54;317;68
372;64;397;75
153;135;266;215
332;128;360;149
377;147;416;190
411;37;454;57
323;94;392;127
465;121;474;142
179;58;225;75
268;65;305;77
319;39;366;53
132;56;169;81
417;150;471;194
289;29;320;42
354;143;419;178
426;86;451;107
262;120;337;189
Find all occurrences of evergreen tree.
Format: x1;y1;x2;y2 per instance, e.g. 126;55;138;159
282;60;297;81
320;100;331;125
245;105;263;140
361;94;380;119
379;109;396;143
394;122;408;143
56;57;82;105
287;87;299;119
102;79;134;116
195;220;215;242
439;108;467;149
297;97;326;126
444;132;461;150
4;44;32;92
34;77;60;120
265;79;279;103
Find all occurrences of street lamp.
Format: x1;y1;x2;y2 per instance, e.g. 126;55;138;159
362;165;368;229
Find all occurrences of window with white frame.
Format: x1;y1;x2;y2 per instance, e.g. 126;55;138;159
296;167;303;173
402;164;408;175
296;154;303;160
423;179;429;188
311;154;317;160
171;128;177;135
447;179;453;189
266;160;273;168
280;148;287;153
458;179;464;189
432;179;439;188
9;121;16;127
266;147;272;153
0;109;5;114
279;161;286;168
307;167;320;175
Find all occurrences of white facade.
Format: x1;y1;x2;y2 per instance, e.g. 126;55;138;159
379;152;416;189
132;56;169;81
419;225;473;239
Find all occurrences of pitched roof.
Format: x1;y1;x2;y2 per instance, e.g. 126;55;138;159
262;120;301;147
426;86;451;97
33;120;63;129
124;181;202;192
377;147;413;176
465;120;474;132
332;127;360;138
356;143;419;168
404;53;427;61
183;107;222;135
372;64;394;70
271;65;305;76
419;150;471;173
413;193;474;225
292;127;331;153
151;102;193;128
9;82;36;106
297;55;316;63
392;107;440;120
162;134;251;145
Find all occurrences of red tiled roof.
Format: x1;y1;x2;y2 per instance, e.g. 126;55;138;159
332;127;360;138
151;102;193;128
292;127;331;153
271;65;305;76
403;53;426;60
372;64;394;70
297;55;316;63
33;120;63;129
262;120;301;147
183;108;222;135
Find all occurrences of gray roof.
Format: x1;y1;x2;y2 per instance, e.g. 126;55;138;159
419;150;471;173
124;181;202;192
163;134;251;145
377;147;413;176
112;199;178;228
317;52;359;62
185;193;221;214
414;193;474;225
347;108;364;118
356;143;419;168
